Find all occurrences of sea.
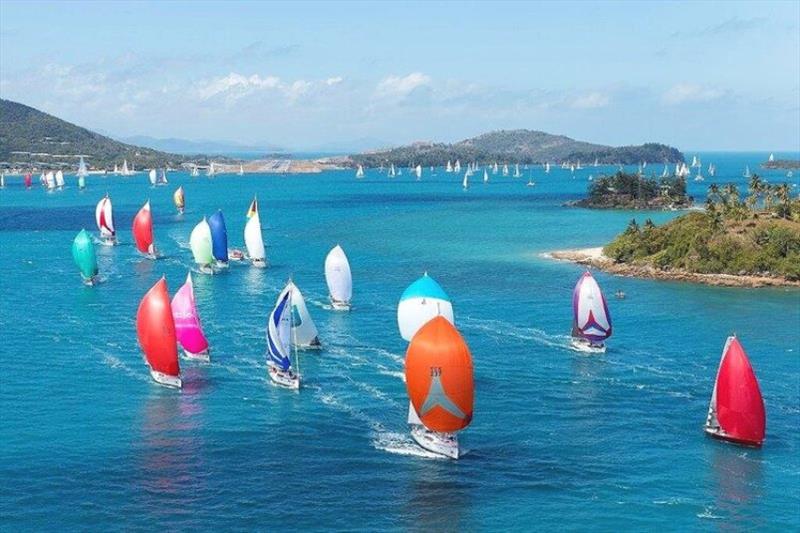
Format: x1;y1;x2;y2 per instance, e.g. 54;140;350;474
1;152;798;531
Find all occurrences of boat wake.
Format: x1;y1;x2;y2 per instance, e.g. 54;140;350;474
460;316;571;350
371;430;447;459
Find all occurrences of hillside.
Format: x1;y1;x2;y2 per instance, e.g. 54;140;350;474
0;99;189;169
351;129;684;167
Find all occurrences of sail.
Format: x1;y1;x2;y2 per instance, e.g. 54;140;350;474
415;164;422;179
55;170;64;187
545;162;550;173
768;153;774;162
239;164;244;175
71;229;98;280
397;273;455;342
190;218;214;266
136;278;180;379
483;169;489;183
95;195;115;237
77;156;88;178
173;186;185;210
462;171;469;189
160;169;168;184
148;169;157;185
324;245;352;304
356;165;364;178
446;161;452;172
132;200;155;255
122;160;129;175
454;160;461;173
407;401;423;425
24;173;32;188
244;210;266;261
207;210;229;262
278;280;319;347
572;271;612;341
404;316;474;433
171;272;210;355
266;290;293;371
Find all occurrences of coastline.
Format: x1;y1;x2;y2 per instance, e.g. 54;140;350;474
544;247;800;288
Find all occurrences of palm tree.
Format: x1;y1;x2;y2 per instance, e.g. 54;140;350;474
747;174;762;212
722;183;740;209
763;183;776;211
775;183;791;218
708;183;720;204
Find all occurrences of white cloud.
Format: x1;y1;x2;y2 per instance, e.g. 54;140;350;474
571;92;610;109
195;73;280;101
375;72;431;98
662;84;723;105
325;76;343;86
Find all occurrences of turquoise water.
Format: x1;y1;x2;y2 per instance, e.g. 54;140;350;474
1;153;798;530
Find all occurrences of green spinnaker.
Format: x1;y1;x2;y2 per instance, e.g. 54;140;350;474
190;218;215;265
72;229;98;280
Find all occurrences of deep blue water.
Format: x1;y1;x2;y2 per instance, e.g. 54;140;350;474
1;152;798;531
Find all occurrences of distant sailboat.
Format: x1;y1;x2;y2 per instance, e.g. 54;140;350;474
173;186;185;214
45;171;56;190
208;210;229;268
405;316;474;459
397;273;455;342
415;164;422;180
159;168;168;185
661;164;669;178
278;280;321;349
446;161;453;173
71;229;98;286
708;163;716;177
132;201;157;259
545;162;550;173
493;162;499;174
191;166;199;177
593;158;599;167
527;174;535;187
743;165;751;178
324;244;352;310
207;162;216;176
148;169;157;186
576;160;583;170
121;159;132;176
137;277;181;388
266;286;300;389
190;218;215;274
694;167;704;182
95;194;117;245
356;165;365;178
704;336;765;447
77;156;88;189
171;272;210;362
513;164;521;178
24;173;32;188
570;271;612;353
389;163;396;178
113;164;119;175
691;155;699;168
768;153;774;162
238;164;244;176
454;160;461;173
502;163;509;176
55;170;65;188
462;171;469;189
244;197;266;267
483;169;489;183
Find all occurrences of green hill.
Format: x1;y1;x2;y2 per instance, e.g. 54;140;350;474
0;99;189;170
351;129;684;167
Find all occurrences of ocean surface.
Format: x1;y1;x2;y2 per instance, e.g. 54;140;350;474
1;152;798;531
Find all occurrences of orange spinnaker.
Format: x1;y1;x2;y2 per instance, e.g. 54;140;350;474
137;277;179;377
405;316;474;432
132;201;154;254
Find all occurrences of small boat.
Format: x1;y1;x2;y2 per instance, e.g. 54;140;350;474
132;200;157;259
446;160;453;173
397;273;454;342
171;272;210;362
483;169;489;183
415;164;422;180
704;336;765;447
513;164;521;178
244;197;267;267
768;153;774;162
77;156;88;189
208;210;229;268
159;168;168;185
55;170;65;189
173;186;185;214
148;169;157;186
137;277;181;388
614;290;626;299
228;249;245;261
527;176;535;186
24;173;32;188
238;164;244;176
454;160;461;173
266;286;300;389
502;164;509;176
356;165;365;178
71;229;98;286
95;194;117;245
190;218;215;274
389;163;396;178
570;271;612;353
405;316;474;459
278;279;321;349
694;168;704;182
743;165;751;178
324;244;352;310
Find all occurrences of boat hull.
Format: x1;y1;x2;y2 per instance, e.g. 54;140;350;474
181;349;210;363
410;425;459;459
149;369;182;389
570;338;606;354
268;364;300;390
250;258;267;268
99;237;117;247
330;298;351;311
704;424;763;448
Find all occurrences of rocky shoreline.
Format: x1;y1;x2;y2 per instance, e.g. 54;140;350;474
545;248;800;288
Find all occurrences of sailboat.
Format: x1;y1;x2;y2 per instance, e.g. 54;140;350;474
132;200;157;259
593;158;599;167
95;194;117;245
768;153;774;162
71;229;98;286
527;174;535;187
415;164;422;180
389;163;396;178
704;336;765;447
113;164;119;175
445;160;453;173
502;163;509;176
708;163;716;177
356;165;365;178
148;169;157;186
190;218;215;274
570;271;612;353
244;197;267;267
743;165;751;178
137;277;181;388
207;162;216;176
454;160;461;173
324;244;352;310
545;162;550;173
238;164;244;176
208;210;229;268
462;171;469;190
513;164;521;178
191;166;199;177
77;156;88;189
691;155;699;168
121;159;132;176
694;167;704;182
0;173;4;188
159;168;168;185
483;169;489;183
173;186;185;214
405;316;474;459
397;273;455;342
661;164;669;178
171;272;210;362
24;173;32;188
266;286;300;389
576;160;583;170
278;279;321;349
55;170;65;189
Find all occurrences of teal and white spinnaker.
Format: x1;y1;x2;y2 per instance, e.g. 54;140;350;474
277;280;320;349
397;272;455;341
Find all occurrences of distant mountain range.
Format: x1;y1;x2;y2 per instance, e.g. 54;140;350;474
118;135;285;155
350;130;684;167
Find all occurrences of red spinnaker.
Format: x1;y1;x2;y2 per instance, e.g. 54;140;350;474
132;201;154;254
136;277;180;378
713;337;766;446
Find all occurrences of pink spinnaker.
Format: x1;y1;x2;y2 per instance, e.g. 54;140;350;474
171;272;209;355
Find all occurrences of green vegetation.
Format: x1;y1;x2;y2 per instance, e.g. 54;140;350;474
604;176;800;280
576;172;692;209
762;159;800;170
351;129;683;167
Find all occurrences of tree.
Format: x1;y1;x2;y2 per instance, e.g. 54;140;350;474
746;174;762;212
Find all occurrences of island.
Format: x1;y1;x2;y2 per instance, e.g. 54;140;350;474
572;172;693;210
551;177;800;287
762;159;800;170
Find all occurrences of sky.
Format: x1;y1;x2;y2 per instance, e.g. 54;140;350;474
1;0;799;152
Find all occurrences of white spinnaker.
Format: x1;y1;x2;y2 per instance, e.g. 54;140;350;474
575;274;610;336
244;211;266;261
397;297;454;342
148;169;157;185
278;281;319;347
324;245;352;303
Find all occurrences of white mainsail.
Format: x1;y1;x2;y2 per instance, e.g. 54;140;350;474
149;169;157;185
513;164;521;177
77;156;88;178
239;164;244;176
415;164;422;180
462;171;469;189
483;169;489;183
356;165;364;178
454;160;461;173
55;170;65;188
244;210;266;262
325;245;352;308
389;163;396;177
768;153;774;162
446;160;452;173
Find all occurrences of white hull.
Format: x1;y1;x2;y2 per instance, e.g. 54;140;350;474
215;260;229;269
250;258;267;268
330;298;351;311
99;236;117;246
181;349;210;363
570;338;606;354
296;337;322;350
268;364;300;389
150;369;182;388
81;276;97;287
410;425;459;459
197;264;215;275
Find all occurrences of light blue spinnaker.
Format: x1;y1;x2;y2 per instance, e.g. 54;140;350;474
397;272;455;341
